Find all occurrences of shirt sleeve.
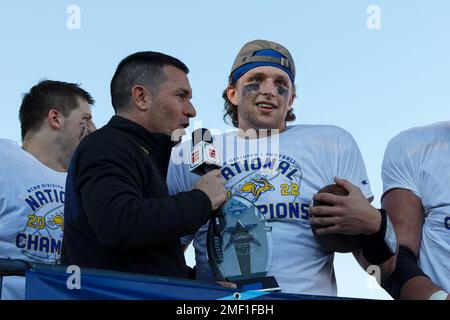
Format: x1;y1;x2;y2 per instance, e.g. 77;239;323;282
167;143;200;245
336;129;373;200
381;133;420;198
75;136;211;248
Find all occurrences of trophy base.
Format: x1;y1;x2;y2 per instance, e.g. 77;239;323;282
230;276;281;292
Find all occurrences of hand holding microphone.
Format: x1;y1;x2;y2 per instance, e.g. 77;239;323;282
193;170;227;210
190;128;227;210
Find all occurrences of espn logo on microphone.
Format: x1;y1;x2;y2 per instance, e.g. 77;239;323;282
189;141;221;175
191;146;201;164
205;144;218;163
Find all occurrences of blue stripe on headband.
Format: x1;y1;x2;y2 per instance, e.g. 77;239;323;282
231;49;295;85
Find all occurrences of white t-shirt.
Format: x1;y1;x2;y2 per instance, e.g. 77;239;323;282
382;121;450;292
168;125;372;296
0;139;66;299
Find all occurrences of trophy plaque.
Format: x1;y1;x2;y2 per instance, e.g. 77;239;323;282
206;195;280;291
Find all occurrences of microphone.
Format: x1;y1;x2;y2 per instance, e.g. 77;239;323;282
189;128;226;241
189;128;226;255
189;128;221;175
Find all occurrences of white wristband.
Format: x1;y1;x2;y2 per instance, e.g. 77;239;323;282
429;290;448;300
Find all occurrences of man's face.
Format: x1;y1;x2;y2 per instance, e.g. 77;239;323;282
60;98;95;154
227;66;295;132
147;65;196;140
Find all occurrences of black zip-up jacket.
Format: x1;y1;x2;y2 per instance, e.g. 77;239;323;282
61;116;211;278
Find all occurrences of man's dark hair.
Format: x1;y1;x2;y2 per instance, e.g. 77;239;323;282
19;80;94;140
110;51;189;113
222;76;296;128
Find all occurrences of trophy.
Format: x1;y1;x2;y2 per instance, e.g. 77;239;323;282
206;195;280;291
188;128;279;291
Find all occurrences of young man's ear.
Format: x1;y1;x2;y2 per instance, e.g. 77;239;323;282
226;86;238;106
48;109;62;129
288;87;297;108
131;85;151;112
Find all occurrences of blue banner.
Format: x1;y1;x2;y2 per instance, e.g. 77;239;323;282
24;264;335;300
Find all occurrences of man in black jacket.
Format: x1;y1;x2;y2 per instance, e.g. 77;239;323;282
61;52;227;279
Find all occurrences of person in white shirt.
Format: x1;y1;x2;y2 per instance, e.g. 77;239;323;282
381;122;450;300
167;40;398;296
0;80;95;299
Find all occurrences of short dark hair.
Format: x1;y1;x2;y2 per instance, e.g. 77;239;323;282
110;51;189;112
19;80;94;140
222;76;296;128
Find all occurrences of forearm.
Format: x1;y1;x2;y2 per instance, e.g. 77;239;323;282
354;208;398;278
380;244;449;300
83;188;211;247
400;276;448;300
354;248;396;279
76;149;212;247
380;188;434;299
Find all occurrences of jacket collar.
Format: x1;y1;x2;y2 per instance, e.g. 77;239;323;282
108;115;175;160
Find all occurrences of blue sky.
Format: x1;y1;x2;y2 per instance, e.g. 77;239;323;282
1;0;449;299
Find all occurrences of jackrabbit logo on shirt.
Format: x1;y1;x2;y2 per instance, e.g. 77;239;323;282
238;177;275;201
